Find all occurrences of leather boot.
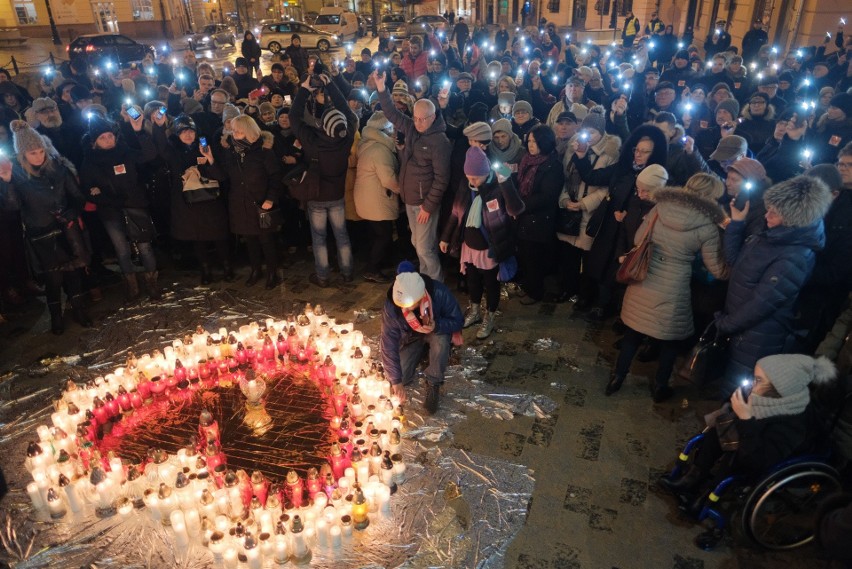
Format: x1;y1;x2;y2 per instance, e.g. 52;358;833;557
124;273;140;302
463;303;482;328
47;301;64;335
245;269;262;287
69;295;93;328
658;466;705;496
222;262;236;283
143;271;162;301
476;311;496;339
265;268;281;290
605;372;626;396
200;264;213;285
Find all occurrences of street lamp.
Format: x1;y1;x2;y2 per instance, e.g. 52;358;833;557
43;0;62;45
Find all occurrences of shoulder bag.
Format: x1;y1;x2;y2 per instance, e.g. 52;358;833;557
615;211;658;285
258;203;284;229
678;322;729;385
181;166;220;204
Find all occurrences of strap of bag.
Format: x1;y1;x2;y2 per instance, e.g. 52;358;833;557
638;210;659;245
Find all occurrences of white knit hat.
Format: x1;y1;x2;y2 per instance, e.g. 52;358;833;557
636;164;669;189
392;272;425;308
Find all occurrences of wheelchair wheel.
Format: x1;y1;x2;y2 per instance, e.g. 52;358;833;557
741;461;841;550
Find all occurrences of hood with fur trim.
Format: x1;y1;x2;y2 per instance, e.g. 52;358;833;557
764;175;832;228
741;104;775;121
653;187;727;230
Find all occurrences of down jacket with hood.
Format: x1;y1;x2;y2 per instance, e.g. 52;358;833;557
621;188;728;341
353;114;400;221
380;272;464;386
716;176;832;379
377;88;451;215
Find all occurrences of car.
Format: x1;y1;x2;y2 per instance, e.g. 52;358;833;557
379;14;406;37
304;11;319;25
405;14;449;38
66;33;155;66
257;21;341;53
313;8;359;43
187;24;236;51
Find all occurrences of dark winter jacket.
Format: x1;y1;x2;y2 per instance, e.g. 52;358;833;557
515;153;564;243
736;105;777;154
289;81;357;203
732;406;817;477
240;35;262;66
666;141;713;186
741;28;769;63
377;88;451;214
717;220;825;378
757;136;801;184
37;123;84;170
201;136;283;235
809;114;852;167
152;125;229;242
79;129;158;221
233;72;260;100
441;173;526;262
815;492;852;562
283;45;310;79
380;274;463;385
659;65;696;90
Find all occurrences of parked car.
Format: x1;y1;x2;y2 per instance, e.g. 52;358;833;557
257;21;341;52
187;24;237;51
313;7;359;42
66;33;155;66
380;13;406;37
405;14;449;37
358;14;373;37
304;11;319;25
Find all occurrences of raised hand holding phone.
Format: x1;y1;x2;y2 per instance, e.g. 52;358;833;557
0;153;12;182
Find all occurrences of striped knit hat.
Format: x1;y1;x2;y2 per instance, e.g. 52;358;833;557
322;108;347;139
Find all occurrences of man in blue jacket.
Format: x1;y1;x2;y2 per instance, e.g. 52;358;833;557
381;262;463;414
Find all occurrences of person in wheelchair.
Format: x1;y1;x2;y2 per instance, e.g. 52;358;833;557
660;353;837;513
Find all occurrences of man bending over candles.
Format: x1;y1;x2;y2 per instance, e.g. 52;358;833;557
381;262;463;415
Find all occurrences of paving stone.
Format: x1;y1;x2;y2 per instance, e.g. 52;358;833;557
500;431;527;457
618;477;648;506
562;484;592;515
576;420;605;461
587;504;617;532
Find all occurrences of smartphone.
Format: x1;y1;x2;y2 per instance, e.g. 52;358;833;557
156;105;167;119
199;137;208;150
284;95;292;105
734;182;751;210
491;161;502;170
126;106;142;120
681;136;688;144
740;378;753;401
579;131;589;142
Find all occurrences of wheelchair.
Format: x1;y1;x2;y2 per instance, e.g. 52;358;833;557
664;431;843;550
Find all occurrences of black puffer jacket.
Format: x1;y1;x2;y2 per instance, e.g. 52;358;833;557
201;136;283;236
736;105;777;154
666;141;713;187
152;124;230;242
79;128;157;222
515;153;564;243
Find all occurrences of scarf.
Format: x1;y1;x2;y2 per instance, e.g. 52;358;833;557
401;291;434;334
465;182;485;229
517;152;549;197
749;390;811;420
231;137;252;153
489;133;523;165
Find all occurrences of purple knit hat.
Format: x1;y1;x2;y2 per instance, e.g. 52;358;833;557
464;146;491;177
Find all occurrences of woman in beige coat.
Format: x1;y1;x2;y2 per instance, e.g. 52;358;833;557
556;107;621;304
353;111;400;283
606;173;729;402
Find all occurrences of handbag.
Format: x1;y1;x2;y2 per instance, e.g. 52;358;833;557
679;322;729;385
181;166;220;203
556;207;583;236
585;195;609;238
258;204;284;229
27;226;72;271
615;211;658;285
497;256;518;282
123;207;156;243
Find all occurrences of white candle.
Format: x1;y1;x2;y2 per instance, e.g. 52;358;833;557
172;520;189;547
46;488;65;518
184;509;201;537
62;481;83;513
376;484;392;518
259;511;273;536
273;534;289;564
315;518;329;549
246;547;261;569
223;548;238;569
27;482;45;510
329;524;342;549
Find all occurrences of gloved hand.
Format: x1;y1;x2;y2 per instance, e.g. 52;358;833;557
492;161;512;182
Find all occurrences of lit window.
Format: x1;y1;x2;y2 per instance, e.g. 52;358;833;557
13;1;38;25
131;0;155;21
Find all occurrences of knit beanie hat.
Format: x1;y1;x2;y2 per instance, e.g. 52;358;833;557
819;86;835;98
322;108;347;138
31;97;58;113
235;57;249;68
87;115;116;141
120;78;136;94
580;105;606;136
464;146;491;177
11;120;47;155
763;175;832;227
727;157;766;182
182;98;203;115
497;91;516;107
512;100;532;115
463;121;492;142
674;49;689;61
172;114;197;134
271;62;285;72
259;102;275;115
805;164;843;191
392;271;426;308
392;80;409;95
70;84;92;103
715;98;740;119
366;110;392;132
756;354;835;398
222;103;241;124
636;164;669;189
220;76;239;98
829;92;852;117
491;118;512;135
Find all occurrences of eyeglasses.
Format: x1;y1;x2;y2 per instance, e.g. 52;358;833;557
413;113;434;123
633;148;652;155
837;160;852;169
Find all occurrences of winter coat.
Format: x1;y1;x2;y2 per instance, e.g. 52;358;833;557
353;125;400;221
283;45;310;78
233;72;260;100
380;274;464;385
558;133;620;250
79;129;158;223
441;173;526;262
716;219;826;378
660;65;696;90
809;114;852;167
240;37;262;66
344;129;361;220
201;137;283;236
289;82;357;203
732;406;818;478
377;88;451;214
665;141;713;187
695;125;752;163
152;125;229;242
621;189;728;341
516;153;564;243
736;105;777;154
37;123;84;170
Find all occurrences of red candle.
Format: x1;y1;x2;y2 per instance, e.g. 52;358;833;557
286;470;304;507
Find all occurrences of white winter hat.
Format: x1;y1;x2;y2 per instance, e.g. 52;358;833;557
392;272;426;308
636;164;669;189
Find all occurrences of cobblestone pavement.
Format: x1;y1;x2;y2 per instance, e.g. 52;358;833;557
0;243;828;568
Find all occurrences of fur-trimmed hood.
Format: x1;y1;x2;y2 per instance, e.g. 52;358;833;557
815;112;852;132
653;187;727;230
741;104;775;121
590;132;622;160
764;175;832;228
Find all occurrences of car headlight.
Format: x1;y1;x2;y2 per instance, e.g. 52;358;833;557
202;36;209;41
332;35;338;40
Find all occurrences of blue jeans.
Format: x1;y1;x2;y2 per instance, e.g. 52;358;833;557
405;204;443;282
307;199;353;280
102;216;156;274
398;332;451;386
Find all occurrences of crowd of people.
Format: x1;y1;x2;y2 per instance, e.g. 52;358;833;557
0;14;852;554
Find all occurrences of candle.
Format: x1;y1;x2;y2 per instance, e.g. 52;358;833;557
376;484;392;518
27;481;45;510
184;508;201;537
60;476;83;513
209;530;226;563
315;518;329;549
289;515;311;564
46;487;66;518
223;548;238;569
351;485;369;530
273;533;289;564
116;496;134;516
172;518;189;547
329;524;342;549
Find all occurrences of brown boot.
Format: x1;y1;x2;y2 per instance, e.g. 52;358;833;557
124;273;140;302
143;271;161;301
